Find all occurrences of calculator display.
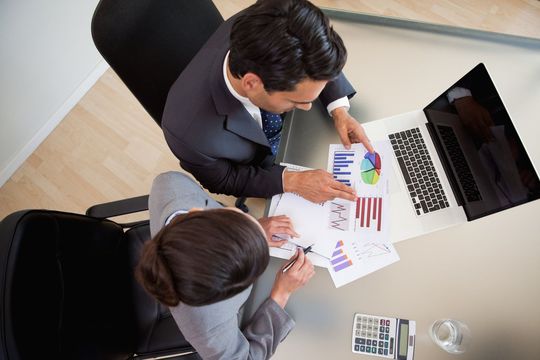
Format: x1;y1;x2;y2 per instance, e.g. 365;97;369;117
398;323;409;357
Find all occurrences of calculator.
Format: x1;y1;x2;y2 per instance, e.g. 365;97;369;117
352;313;416;359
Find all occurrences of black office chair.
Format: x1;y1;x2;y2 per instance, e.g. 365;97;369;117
0;197;200;359
91;0;224;125
91;0;250;212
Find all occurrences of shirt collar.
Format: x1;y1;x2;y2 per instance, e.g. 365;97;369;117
223;51;262;127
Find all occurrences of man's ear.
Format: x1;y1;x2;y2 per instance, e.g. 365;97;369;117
241;72;264;92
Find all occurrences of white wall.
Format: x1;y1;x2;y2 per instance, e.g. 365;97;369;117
0;0;108;186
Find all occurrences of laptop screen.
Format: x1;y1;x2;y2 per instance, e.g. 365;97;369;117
423;63;540;220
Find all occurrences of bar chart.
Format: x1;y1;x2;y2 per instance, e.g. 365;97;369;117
331;240;353;272
331;150;355;187
356;196;384;232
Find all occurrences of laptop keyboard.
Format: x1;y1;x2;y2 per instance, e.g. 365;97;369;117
437;125;482;202
388;128;450;216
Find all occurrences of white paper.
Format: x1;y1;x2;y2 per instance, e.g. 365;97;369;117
272;192;335;258
326;232;400;288
326;142;392;237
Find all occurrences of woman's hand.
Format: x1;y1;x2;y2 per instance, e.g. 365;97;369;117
270;248;315;308
258;215;300;248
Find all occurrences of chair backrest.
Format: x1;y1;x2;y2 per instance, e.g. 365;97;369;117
91;0;224;125
0;210;195;360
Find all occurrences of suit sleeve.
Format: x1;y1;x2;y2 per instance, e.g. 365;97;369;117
163;127;285;198
181;298;295;360
148;171;223;237
318;72;356;107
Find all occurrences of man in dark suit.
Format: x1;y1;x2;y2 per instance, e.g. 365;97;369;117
162;0;373;203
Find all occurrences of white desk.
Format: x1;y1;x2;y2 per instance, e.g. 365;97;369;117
243;10;540;360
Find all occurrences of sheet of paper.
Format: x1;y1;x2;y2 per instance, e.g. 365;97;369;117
273;192;335;258
326;232;400;288
326;141;392;237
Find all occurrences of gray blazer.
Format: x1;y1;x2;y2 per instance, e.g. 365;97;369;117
149;171;295;359
161;10;356;198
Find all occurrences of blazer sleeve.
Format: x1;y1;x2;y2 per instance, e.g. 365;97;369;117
148;171;223;237
318;72;357;107
178;298;295;360
163;127;285;198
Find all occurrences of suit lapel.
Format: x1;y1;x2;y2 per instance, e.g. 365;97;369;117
209;50;270;149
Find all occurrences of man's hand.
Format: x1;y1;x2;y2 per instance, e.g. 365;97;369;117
454;96;494;142
270;248;315;308
257;215;300;248
283;169;357;203
332;107;374;152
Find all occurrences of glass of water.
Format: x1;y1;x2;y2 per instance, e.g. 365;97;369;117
429;319;471;354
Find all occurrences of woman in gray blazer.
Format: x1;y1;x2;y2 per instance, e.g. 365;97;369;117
136;171;314;359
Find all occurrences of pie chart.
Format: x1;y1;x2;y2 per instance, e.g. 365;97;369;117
360;152;381;185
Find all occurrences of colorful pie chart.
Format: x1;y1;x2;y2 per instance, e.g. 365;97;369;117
360;152;381;185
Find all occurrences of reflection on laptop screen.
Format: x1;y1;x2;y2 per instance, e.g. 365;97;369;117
423;63;540;220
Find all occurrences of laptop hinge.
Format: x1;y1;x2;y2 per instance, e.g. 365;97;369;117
424;121;465;207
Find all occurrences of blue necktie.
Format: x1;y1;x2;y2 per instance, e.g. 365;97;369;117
261;109;283;155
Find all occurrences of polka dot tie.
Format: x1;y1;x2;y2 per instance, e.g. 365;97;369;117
261;109;283;155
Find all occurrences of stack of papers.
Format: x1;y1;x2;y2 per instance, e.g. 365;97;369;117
269;142;399;288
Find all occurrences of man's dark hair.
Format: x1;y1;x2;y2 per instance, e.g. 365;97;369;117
135;209;269;307
229;0;347;92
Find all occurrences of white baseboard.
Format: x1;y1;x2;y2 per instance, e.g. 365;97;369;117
0;60;110;188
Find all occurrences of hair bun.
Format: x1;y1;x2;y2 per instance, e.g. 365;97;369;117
135;239;180;307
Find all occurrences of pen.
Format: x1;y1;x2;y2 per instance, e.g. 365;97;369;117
282;245;312;273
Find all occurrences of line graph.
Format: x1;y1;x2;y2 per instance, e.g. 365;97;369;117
328;201;351;231
359;242;392;258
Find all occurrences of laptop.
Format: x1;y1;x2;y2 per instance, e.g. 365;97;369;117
357;63;540;241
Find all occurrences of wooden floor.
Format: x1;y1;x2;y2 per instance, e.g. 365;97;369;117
1;0;539;220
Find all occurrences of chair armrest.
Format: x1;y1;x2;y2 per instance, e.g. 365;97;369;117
86;195;149;219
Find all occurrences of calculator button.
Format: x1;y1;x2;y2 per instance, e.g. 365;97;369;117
368;318;374;324
360;346;366;352
385;341;389;348
371;347;377;354
355;337;362;344
385;334;389;340
354;345;360;352
379;341;384;347
356;323;361;329
355;330;361;336
380;319;385;325
390;338;394;354
367;340;372;346
359;338;366;345
384;349;388;356
366;346;371;352
361;331;367;337
379;334;384;340
386;320;390;326
378;348;384;355
380;326;384;332
385;326;390;333
374;318;379;324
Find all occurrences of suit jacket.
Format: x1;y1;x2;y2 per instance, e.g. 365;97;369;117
162;11;356;198
149;171;295;359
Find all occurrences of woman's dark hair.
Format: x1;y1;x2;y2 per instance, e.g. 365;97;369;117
135;209;269;307
229;0;347;92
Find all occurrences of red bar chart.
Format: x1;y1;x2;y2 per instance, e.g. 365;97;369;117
356;197;384;232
